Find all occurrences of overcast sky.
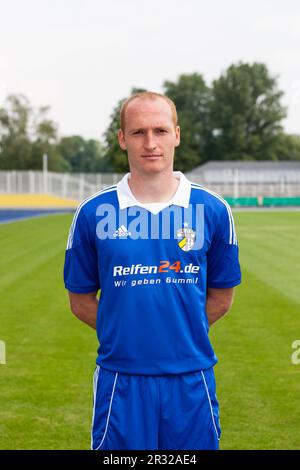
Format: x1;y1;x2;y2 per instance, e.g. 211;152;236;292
0;0;300;140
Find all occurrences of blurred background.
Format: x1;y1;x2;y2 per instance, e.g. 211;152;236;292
0;0;299;450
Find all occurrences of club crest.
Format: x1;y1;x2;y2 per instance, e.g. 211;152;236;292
177;223;196;252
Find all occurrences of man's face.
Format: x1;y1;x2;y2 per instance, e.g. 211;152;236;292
118;97;180;176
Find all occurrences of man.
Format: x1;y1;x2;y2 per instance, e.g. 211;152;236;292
64;91;241;450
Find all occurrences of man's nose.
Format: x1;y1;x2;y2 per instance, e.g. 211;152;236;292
144;132;157;150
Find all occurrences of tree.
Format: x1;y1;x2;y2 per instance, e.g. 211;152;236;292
0;94;32;169
208;62;287;161
102;100;128;173
84;139;108;172
31;105;61;171
163;73;211;171
57;136;107;173
0;94;61;170
274;133;300;160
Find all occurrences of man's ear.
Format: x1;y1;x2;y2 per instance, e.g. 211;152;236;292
175;126;180;147
118;129;127;151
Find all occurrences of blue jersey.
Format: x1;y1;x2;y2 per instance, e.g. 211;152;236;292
64;172;241;375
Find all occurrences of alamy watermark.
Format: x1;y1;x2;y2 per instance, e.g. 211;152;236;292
94;204;205;251
291;340;300;365
0;340;6;365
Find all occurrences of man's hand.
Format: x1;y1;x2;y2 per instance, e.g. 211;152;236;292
68;291;99;329
206;287;235;326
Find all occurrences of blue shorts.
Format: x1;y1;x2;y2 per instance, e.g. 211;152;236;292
91;366;221;450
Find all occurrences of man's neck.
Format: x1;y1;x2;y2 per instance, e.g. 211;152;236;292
127;170;180;203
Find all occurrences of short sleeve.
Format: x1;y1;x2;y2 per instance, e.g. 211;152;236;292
207;203;241;289
63;207;100;293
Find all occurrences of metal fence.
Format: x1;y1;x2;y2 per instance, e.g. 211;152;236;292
0;171;123;201
1;170;300;200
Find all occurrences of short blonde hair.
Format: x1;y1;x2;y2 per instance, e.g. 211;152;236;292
120;91;178;132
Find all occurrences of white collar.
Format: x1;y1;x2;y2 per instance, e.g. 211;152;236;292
117;171;191;215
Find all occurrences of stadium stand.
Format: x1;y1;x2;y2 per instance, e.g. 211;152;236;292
187;161;300;206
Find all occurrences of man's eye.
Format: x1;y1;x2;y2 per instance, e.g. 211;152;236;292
133;130;143;135
157;129;167;134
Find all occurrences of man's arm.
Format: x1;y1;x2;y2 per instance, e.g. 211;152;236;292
206;287;235;326
68;291;98;329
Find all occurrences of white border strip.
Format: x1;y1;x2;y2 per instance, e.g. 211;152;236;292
95;372;118;450
201;370;220;441
91;365;100;450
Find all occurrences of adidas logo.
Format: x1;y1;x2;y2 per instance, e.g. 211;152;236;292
113;225;131;238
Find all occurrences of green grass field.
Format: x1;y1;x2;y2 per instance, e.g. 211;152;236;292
0;211;299;449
